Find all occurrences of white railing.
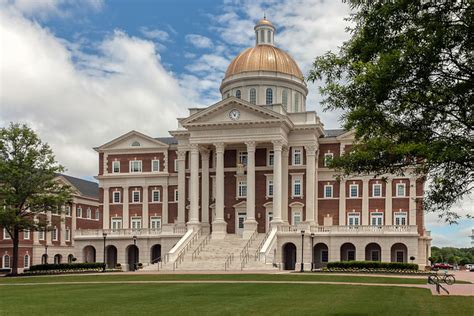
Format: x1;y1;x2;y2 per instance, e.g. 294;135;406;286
278;223;310;233
278;225;418;234
76;225;187;237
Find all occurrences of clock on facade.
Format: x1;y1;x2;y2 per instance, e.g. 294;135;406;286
229;109;240;121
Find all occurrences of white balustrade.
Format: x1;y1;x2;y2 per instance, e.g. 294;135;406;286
278;225;418;235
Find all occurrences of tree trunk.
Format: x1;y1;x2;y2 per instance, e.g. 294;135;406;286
11;227;20;276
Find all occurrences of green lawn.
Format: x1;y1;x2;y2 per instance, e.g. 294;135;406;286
0;273;455;284
1;281;473;315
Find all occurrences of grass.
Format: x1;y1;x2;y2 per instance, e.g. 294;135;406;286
1;282;473;315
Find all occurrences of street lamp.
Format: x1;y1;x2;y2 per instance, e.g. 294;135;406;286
132;235;137;271
44;244;48;264
310;232;315;271
102;232;107;272
300;230;305;272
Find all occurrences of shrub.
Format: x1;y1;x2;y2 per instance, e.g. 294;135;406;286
28;262;105;272
326;261;418;271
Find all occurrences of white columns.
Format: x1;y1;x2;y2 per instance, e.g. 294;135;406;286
123;186;129;229
305;145;317;225
188;144;200;229
385;178;393;225
60;206;66;246
281;147;289;223
200;148;210;230
103;188;110;229
71;203;77;245
243;141;258;239
212;143;227;238
162;184;169;225
362;178;369;225
339;180;346;225
177;150;186;225
409;178;417;225
272;140;283;224
143;185;149;229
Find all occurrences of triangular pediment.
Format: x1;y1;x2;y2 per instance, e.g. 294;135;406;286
336;130;356;141
95;130;169;151
181;97;290;128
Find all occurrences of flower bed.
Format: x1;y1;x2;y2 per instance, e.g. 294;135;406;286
321;267;431;275
19;263;124;275
327;261;419;271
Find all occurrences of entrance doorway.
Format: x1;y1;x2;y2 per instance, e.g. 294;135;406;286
236;212;246;235
105;245;117;268
282;243;297;270
266;211;273;232
150;244;162;264
127;245;139;271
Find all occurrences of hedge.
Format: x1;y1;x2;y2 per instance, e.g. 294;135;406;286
327;261;418;271
28;262;105;272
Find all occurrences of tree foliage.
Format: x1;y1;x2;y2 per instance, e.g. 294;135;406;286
309;0;473;222
0;123;72;275
430;246;474;265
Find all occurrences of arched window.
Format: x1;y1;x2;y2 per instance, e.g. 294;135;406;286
266;88;273;105
294;94;300;112
249;88;257;104
2;254;10;269
131;141;140;147
24;254;30;268
282;89;288;109
235;90;241;99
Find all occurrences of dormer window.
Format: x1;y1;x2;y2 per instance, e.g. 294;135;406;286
131;141;140;147
235;90;241;99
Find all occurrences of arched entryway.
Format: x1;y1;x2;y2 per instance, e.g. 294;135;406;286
365;243;382;261
282;243;297;270
127;245;139;271
105;245;118;268
67;254;74;263
391;243;408;263
150;244;161;264
41;254;48;264
313;243;329;269
54;254;62;264
340;243;356;261
83;245;96;263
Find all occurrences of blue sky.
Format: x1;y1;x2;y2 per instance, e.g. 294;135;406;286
0;0;472;247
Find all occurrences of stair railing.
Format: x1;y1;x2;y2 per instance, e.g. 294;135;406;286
224;253;234;271
173;228;202;271
192;234;211;261
254;229;272;260
150;256;163;270
239;229;258;270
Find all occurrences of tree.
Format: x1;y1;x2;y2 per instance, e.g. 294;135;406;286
309;1;473;222
0;123;71;275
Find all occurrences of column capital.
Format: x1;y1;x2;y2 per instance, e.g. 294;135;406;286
272;139;285;151
199;147;210;160
304;144;318;155
189;143;199;152
214;142;226;153
245;141;257;152
162;184;168;189
177;150;187;160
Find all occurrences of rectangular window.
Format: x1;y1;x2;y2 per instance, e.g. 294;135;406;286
65;205;71;216
396;183;406;197
132;190;141;203
131;217;142;230
292;211;302;225
370;212;384;226
174;189;179;202
324;185;333;198
129;160;142;173
174;159;179;172
394;212;407;226
238;151;248;166
152;190;161;202
150;216;162;230
65;228;71;241
238;181;247;198
321;250;329;263
86;208;92;219
39;230;45;241
95;209;100;220
76;207;82;218
267;179;274;197
3;228;10;240
324;153;334;167
23;229;30;240
373;183;382;197
348;213;360;226
3;255;10;269
113;191;121;204
267;150;274;166
349;184;359;198
111;218;122;231
293;178;302;197
52;227;58;241
152;159;160;172
292;147;302;165
112;160;120;173
24;255;30;269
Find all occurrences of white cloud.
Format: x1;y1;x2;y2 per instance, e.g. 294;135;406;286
2;0;104;20
185;34;213;49
140;27;170;42
0;8;189;178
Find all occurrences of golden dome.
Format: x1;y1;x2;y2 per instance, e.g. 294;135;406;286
224;45;304;81
256;18;274;28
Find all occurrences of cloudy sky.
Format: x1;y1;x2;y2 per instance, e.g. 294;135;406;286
0;0;471;247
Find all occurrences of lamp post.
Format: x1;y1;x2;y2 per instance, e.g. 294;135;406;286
300;230;305;272
44;244;48;264
132;235;137;271
310;232;315;271
102;232;107;272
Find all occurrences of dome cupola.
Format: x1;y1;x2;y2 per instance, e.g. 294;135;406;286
255;17;275;46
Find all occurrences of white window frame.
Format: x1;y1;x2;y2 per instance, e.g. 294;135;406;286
349;184;359;198
65;228;71;241
348;212;360;226
396;183;406;197
249;88;257;104
52;226;58;241
267;150;274;166
370;212;384;226
292;210;302;225
394;212;408;226
131;217;142;230
112;160;120;173
76;206;83;218
238;151;248;166
132;190;141;203
292;147;303;166
113;191;121;204
324;153;334;167
2;254;10;269
111;217;122;231
237;180;247;198
65;205;71;216
129;160;142;173
86;208;92;219
174;189;179;202
24;254;30;269
152;190;161;202
39;229;45;241
3;228;10;240
266;176;274;198
174;159;179;172
292;176;303;198
150;216;162;230
372;183;382;197
23;229;30;240
95;209;100;220
152;159;160;172
324;184;333;198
